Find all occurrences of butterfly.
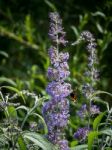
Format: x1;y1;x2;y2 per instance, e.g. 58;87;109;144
70;90;77;103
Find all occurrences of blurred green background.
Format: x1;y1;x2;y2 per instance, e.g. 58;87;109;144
0;0;112;147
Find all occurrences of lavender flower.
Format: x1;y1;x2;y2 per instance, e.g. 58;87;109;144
72;31;100;142
72;31;99;98
0;101;20;110
90;104;100;115
80;31;99;99
58;140;70;150
42;12;71;150
48;12;68;46
77;104;100;118
82;83;94;98
46;81;71;98
29;122;37;131
77;104;87;118
74;127;90;141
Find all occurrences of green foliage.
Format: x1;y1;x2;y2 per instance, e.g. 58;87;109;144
93;112;106;130
0;50;9;58
100;129;112;136
0;77;16;86
0;0;112;149
23;132;58;150
44;0;57;11
18;135;27;150
1;85;25;103
88;131;100;150
70;144;88;150
0;90;50;149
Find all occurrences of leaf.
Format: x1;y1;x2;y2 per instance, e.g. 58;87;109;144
91;11;106;18
0;50;9;58
70;140;78;147
88;131;100;150
18;135;27;150
96;23;103;33
16;105;29;112
91;90;112;98
92;98;110;111
71;26;79;37
7;106;17;118
44;0;57;11
93;112;106;130
0;77;16;86
25;15;33;43
32;113;48;134
1;86;25;103
23;132;58;150
103;33;112;51
79;14;88;30
0;135;7;145
70;144;88;150
90;90;112;111
100;129;112;136
0;134;8;149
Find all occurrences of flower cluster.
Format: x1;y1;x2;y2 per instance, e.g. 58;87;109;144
42;12;71;150
74;127;90;142
77;104;100;118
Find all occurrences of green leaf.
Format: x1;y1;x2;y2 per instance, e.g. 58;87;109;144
100;129;112;136
23;132;58;150
91;11;106;18
91;90;112;98
16;105;29;112
0;77;16;86
44;0;57;11
88;131;100;150
1;86;25;103
32;113;48;134
7;106;17;118
70;140;78;147
18;135;27;150
25;15;33;43
90;90;112;111
70;144;88;150
71;26;79;37
0;50;9;58
96;22;103;33
93;112;106;130
92;98;109;111
105;148;112;150
0;134;7;145
79;14;88;30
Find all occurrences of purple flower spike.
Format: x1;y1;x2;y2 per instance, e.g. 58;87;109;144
42;12;71;150
90;105;100;115
77;104;87;118
46;81;71;98
58;140;70;150
48;12;68;46
48;46;59;67
47;66;70;81
74;127;90;141
77;104;100;118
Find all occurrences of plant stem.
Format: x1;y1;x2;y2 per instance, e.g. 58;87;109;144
21;98;39;129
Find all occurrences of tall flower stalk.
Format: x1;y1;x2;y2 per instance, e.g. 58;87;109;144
42;12;71;150
81;31;99;100
72;31;100;141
